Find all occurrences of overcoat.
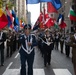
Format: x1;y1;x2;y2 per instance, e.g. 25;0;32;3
69;35;76;66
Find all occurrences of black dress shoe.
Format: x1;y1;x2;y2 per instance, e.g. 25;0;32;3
44;64;46;67
66;55;69;57
1;64;4;66
48;63;50;65
61;51;63;53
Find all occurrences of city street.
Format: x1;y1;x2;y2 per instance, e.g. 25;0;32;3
0;47;74;75
0;0;76;75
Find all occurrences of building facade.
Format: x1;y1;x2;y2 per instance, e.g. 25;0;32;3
16;0;26;21
58;0;72;32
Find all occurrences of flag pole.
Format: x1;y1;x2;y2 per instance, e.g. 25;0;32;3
26;0;29;25
43;3;45;29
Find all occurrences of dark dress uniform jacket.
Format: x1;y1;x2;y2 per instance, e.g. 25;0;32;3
19;34;37;75
70;35;76;75
43;35;54;52
19;34;37;54
0;32;6;49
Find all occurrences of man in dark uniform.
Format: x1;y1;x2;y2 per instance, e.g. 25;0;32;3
0;28;6;66
19;24;37;75
6;30;14;57
6;30;11;57
54;31;60;50
12;31;17;52
65;32;70;57
69;28;76;75
43;29;53;67
60;32;64;53
38;29;45;57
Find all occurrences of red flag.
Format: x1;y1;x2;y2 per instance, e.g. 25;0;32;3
45;18;55;28
70;15;76;21
39;12;43;22
0;13;8;29
43;8;49;23
47;2;58;13
39;22;45;29
59;21;67;29
38;10;49;29
38;12;45;29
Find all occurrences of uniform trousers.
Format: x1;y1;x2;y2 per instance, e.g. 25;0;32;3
0;48;4;65
55;41;59;50
44;46;52;66
19;49;34;75
65;45;70;57
60;41;64;53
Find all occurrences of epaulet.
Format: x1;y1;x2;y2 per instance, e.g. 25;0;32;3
31;34;36;37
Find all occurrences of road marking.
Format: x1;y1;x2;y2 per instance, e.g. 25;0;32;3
2;69;45;75
34;69;45;75
2;62;72;75
3;68;72;75
14;53;19;59
53;69;72;75
6;62;13;70
2;69;19;75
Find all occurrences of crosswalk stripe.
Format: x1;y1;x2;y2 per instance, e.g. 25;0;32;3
34;69;45;75
3;68;72;75
14;53;19;59
6;62;13;70
53;69;72;75
2;69;45;75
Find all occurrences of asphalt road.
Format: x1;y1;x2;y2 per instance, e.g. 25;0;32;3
0;46;75;75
